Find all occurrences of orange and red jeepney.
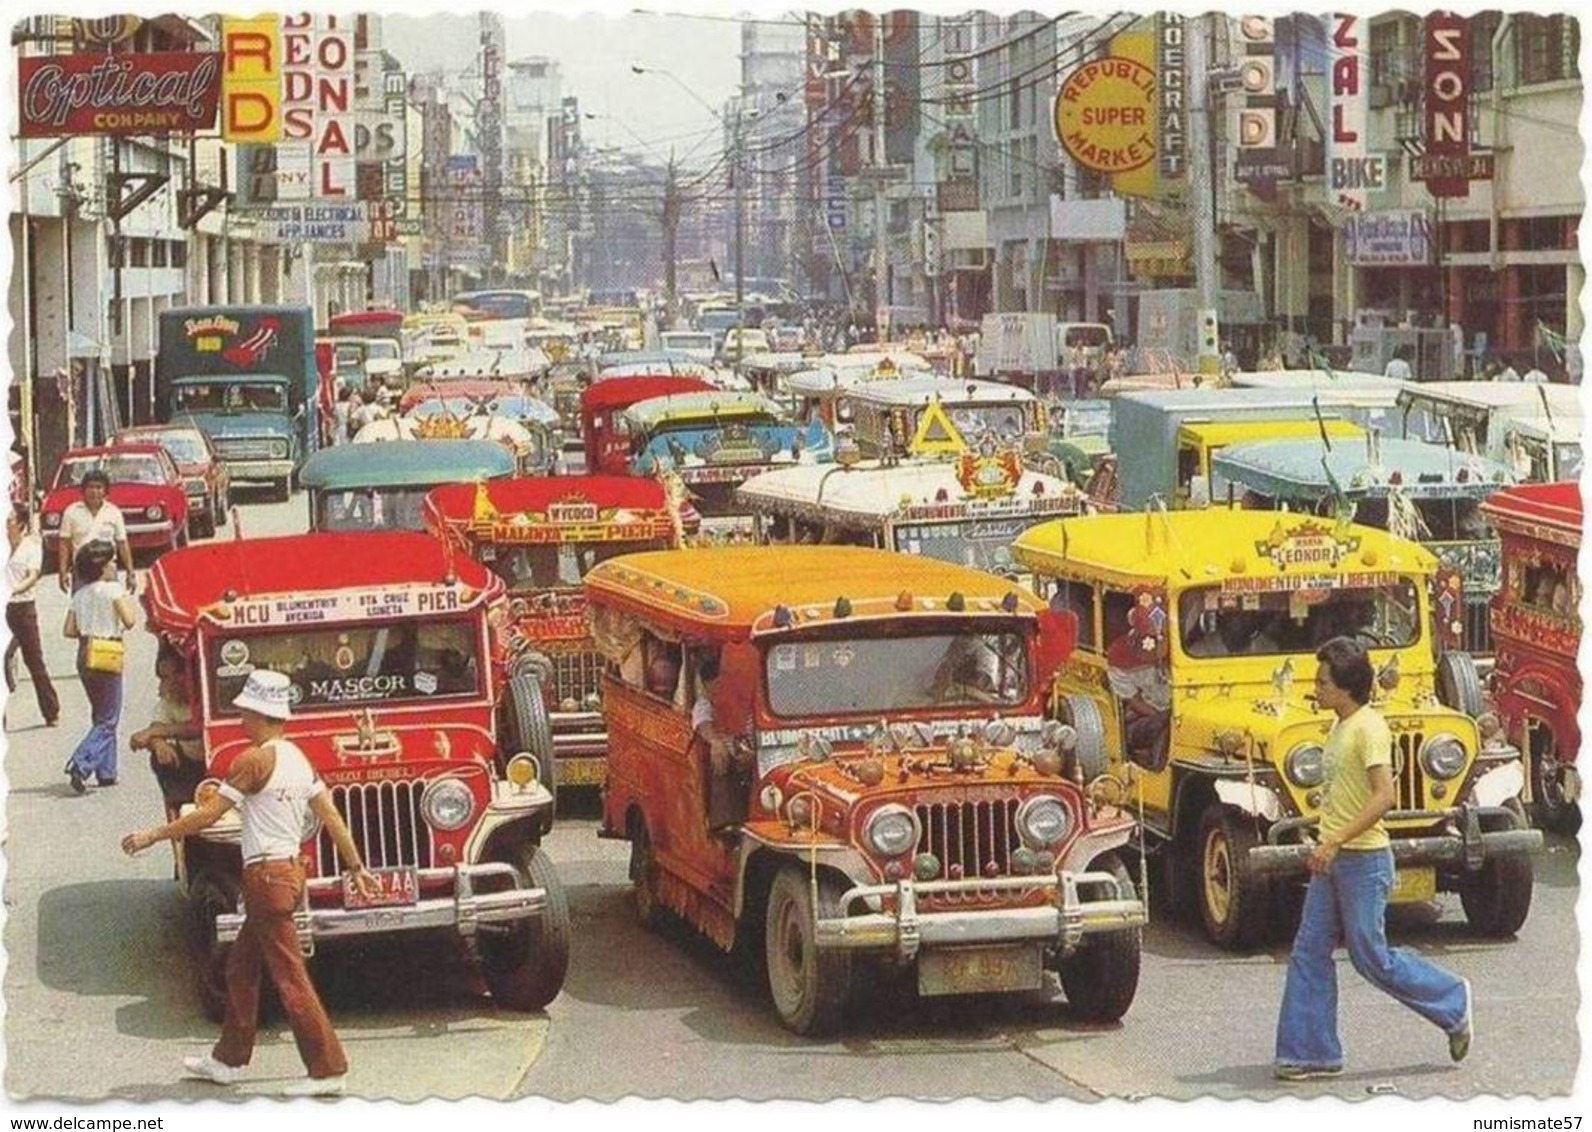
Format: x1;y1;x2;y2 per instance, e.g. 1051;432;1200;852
579;375;713;476
143;531;568;1018
1481;483;1584;831
586;546;1147;1035
425;475;696;789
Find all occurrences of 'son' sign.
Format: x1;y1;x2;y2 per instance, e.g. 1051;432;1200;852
1054;56;1156;174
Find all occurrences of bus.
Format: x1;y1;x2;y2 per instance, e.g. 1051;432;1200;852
452;289;544;322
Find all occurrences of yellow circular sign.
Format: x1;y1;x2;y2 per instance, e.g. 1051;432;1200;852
1054;56;1156;174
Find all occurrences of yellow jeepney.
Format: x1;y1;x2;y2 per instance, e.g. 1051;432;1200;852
1172;418;1364;508
1012;510;1540;949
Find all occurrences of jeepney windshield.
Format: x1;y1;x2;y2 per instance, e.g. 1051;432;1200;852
316;488;431;532
1349;496;1493;542
891;517;1028;577
205;618;482;716
172;380;290;414
765;627;1030;717
938;403;1030;441
1177;579;1423;660
483;540;666;593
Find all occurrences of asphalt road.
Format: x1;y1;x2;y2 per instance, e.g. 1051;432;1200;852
2;485;1579;1103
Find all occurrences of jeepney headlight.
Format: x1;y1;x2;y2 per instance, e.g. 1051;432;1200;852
1016;795;1071;847
1421;734;1467;781
147;504;164;522
269;439;289;458
1285;742;1326;788
421;777;476;830
983;719;1018;748
864;804;920;857
506;754;540;787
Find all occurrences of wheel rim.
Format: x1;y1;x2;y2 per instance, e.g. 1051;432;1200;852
769;889;809;1016
1203;829;1234;926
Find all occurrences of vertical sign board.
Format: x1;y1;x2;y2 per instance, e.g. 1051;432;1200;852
1232;16;1283;200
939;16;979;212
221;16;281;143
1423;12;1472;199
281;14;355;200
1156;14;1187;184
1327;13;1384;211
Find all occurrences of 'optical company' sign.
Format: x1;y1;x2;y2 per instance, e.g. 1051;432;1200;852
1344;210;1432;266
1054;56;1156;174
18;52;221;137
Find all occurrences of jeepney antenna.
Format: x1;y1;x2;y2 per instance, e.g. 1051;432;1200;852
1537;382;1556;429
1311;395;1334;453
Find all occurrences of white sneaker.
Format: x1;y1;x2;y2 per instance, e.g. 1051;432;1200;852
182;1054;241;1086
280;1074;347;1097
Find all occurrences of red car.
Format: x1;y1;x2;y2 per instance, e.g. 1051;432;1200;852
40;444;190;565
112;422;231;539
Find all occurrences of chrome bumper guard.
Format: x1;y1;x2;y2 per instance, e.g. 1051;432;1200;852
1248;804;1544;877
124;520;176;537
551;715;606;758
811;871;1146;963
215;862;544;953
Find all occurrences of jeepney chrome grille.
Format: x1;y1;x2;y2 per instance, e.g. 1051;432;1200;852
551;649;603;708
1391;732;1427;813
315;781;433;877
1463;597;1492;656
214;438;275;461
915;800;1021;876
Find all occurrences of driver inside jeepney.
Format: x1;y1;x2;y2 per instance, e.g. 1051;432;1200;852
1177;583;1420;659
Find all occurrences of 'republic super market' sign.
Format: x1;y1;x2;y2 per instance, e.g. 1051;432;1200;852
18;52;221;137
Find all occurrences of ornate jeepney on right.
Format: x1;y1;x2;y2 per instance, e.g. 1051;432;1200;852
424;474;694;790
1481;482;1584;832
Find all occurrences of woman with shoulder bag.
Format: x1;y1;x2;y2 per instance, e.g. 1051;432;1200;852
63;540;137;794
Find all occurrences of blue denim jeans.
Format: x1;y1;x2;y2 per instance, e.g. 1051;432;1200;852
1276;847;1468;1069
69;660;123;783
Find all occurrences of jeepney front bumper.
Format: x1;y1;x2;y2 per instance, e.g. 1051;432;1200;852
812;871;1145;963
1247;803;1543;877
215;861;545;952
220;457;296;483
551;710;607;786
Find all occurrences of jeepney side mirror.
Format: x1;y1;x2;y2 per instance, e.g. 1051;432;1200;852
1035;608;1079;686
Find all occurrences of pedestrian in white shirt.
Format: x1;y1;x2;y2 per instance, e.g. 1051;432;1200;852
6;502;60;726
1383;351;1413;381
57;469;135;593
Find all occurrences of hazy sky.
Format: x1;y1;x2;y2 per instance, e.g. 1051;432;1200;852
380;8;745;167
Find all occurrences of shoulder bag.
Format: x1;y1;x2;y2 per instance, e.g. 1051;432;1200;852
84;637;126;674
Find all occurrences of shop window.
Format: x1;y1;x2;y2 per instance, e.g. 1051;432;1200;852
1516;15;1578;85
1519;559;1578;619
1470;12;1501;92
170;242;187;268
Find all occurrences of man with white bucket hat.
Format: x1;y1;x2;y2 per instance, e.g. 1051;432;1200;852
122;668;380;1097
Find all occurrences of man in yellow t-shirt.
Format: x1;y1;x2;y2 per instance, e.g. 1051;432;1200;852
1274;637;1473;1081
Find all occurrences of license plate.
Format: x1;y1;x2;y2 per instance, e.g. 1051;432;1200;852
558;758;607;787
343;866;419;910
1390;866;1436;904
918;945;1044;998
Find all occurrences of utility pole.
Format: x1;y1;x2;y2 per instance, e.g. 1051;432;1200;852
872;14;888;340
733;107;746;366
1188;14;1221;376
662;149;679;330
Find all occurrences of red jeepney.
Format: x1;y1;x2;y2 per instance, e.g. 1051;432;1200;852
143;531;568;1018
1481;483;1584;832
579;375;712;476
424;475;696;789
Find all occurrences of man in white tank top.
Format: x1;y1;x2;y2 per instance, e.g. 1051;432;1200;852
122;669;380;1097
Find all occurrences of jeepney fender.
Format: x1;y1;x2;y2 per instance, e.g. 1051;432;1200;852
463;779;556;861
1057;820;1138;875
1213;778;1286;823
733;829;875;920
1471;759;1527;809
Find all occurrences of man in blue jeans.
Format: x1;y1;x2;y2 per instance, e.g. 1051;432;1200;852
1274;636;1474;1080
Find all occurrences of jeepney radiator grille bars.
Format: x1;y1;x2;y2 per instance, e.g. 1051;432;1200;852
213;439;276;461
916;800;1021;877
552;650;604;707
316;781;434;877
1393;733;1427;813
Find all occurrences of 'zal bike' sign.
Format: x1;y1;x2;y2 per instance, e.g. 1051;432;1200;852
18;52;222;137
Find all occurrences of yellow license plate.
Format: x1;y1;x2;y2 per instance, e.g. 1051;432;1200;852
557;758;607;788
918;945;1044;998
1390;866;1436;904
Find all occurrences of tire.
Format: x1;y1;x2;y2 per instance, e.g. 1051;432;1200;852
1530;740;1582;835
188;871;242;1023
503;674;557;811
628;812;665;929
1196;805;1269;949
1459;805;1535;938
1437;652;1485;719
764;866;851;1036
1057;694;1109;782
479;843;570;1010
1055;852;1141;1022
191;504;216;541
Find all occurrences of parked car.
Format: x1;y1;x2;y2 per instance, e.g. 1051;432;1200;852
40;444;190;565
112;421;231;539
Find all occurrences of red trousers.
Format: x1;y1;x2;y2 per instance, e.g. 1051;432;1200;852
212;860;347;1079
